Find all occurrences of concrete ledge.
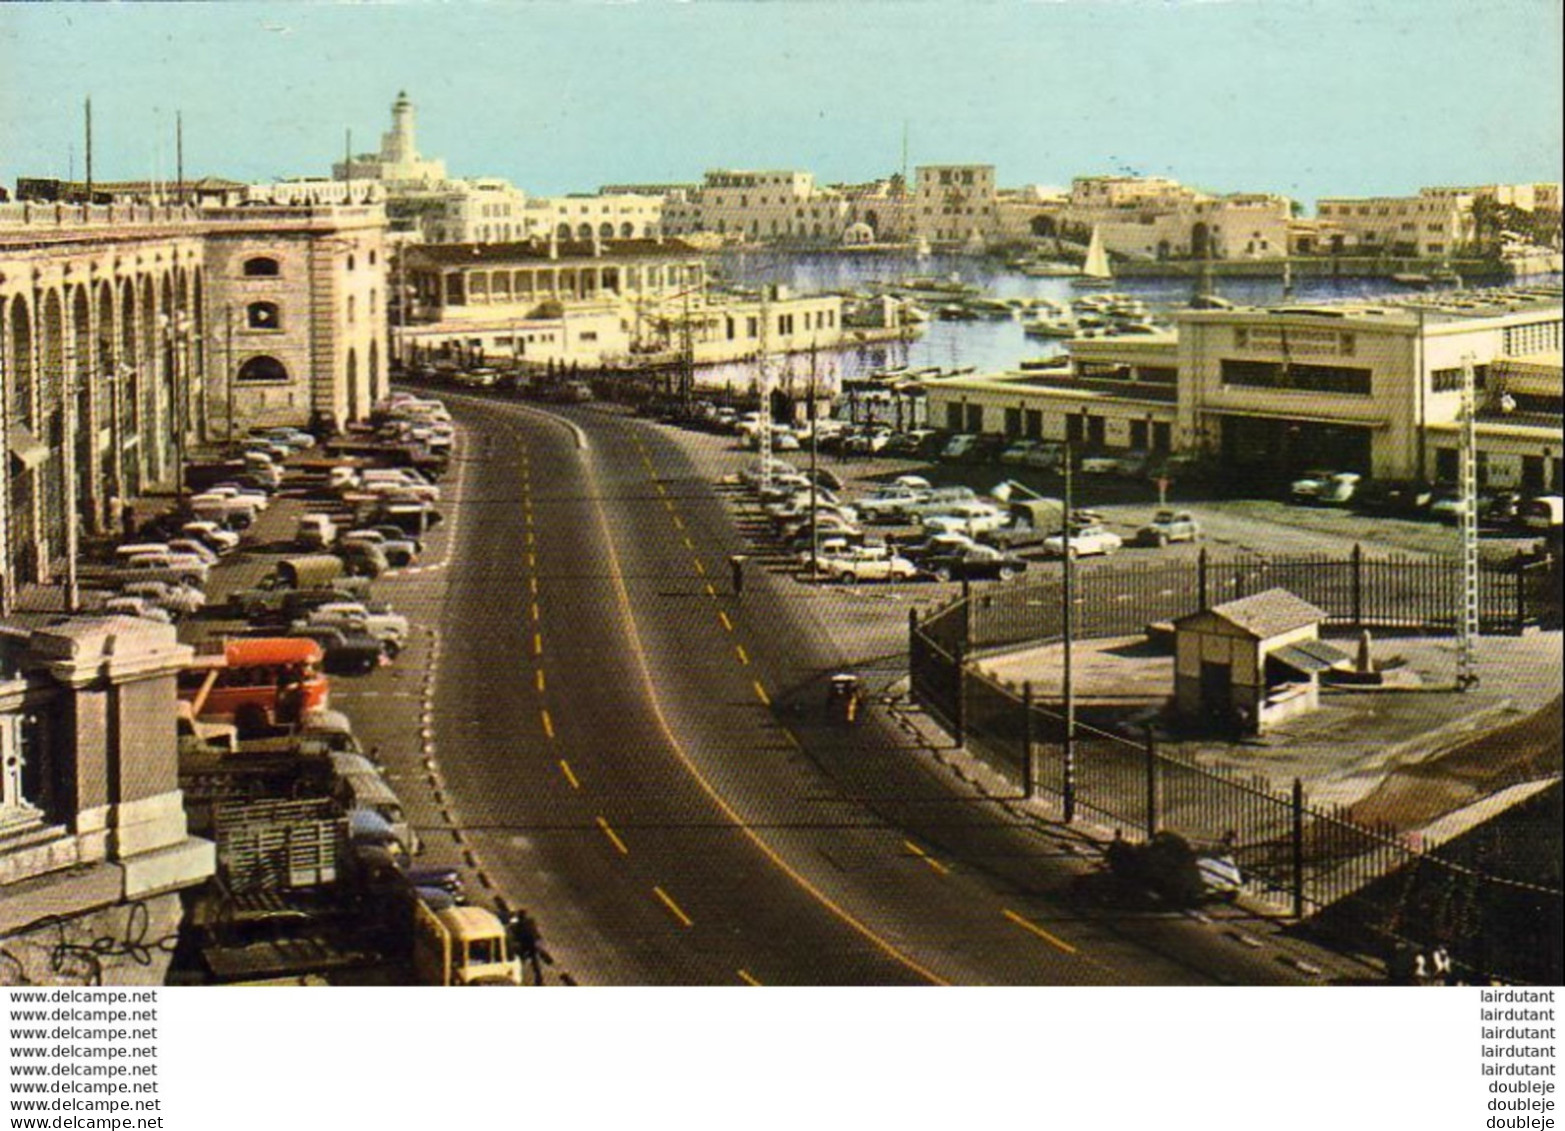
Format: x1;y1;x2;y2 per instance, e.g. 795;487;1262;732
118;835;215;900
0;858;120;935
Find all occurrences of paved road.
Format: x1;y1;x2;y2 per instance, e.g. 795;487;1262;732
414;388;1373;985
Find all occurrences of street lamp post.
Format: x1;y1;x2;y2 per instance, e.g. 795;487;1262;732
159;310;192;502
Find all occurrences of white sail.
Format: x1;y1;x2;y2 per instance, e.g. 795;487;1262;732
1082;226;1111;280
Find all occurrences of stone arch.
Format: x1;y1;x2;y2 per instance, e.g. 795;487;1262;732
1191;222;1211;260
346;347;360;424
576;223;592;241
598;222;614;240
1030;214;1057;238
6;294;38;584
117;281;141;496
556;223;572;240
39;289;67;556
620;222;634;239
70;286;95;526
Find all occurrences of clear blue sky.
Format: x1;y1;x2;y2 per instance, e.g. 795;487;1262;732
2;1;1560;207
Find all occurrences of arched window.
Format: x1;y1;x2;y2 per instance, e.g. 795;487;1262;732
247;301;281;330
347;295;357;325
243;257;280;277
236;355;289;383
347;254;356;272
620;223;635;238
369;250;378;267
576;224;592;240
556;223;571;239
599;222;614;240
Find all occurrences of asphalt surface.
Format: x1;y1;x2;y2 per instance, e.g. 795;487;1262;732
416;388;1377;986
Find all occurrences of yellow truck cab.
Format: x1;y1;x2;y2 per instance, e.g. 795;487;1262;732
412;900;522;986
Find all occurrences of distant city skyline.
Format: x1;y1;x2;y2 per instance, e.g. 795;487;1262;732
3;1;1560;207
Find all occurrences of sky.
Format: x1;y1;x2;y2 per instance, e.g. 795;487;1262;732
1;0;1560;209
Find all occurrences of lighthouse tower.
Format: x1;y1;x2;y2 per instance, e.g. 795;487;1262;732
382;91;417;167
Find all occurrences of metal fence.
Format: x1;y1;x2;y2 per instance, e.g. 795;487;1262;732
908;547;1562;930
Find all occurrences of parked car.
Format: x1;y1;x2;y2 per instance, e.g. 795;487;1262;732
1134;510;1202;547
181;520;241;555
1042;524;1123;559
1355;480;1435;517
120;579;207;618
102;595;174;623
296;513;339;550
108;551;210;589
1291;470;1362;505
341;529;419;568
900;486;981;522
920;500;1011;537
1080;453;1122;475
894;530;978;565
1520;495;1564;531
299;600;410;655
821;546;919;583
283;624;386;676
857;484;933;524
923;544;1029;582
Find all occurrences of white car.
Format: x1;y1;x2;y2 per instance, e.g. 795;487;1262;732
1080;455;1122;475
111;552;210;588
823;546;919;583
164;538;220;566
120;579;207;618
301;601;410;652
920;501;1009;536
1042;525;1123;558
856;484;933;523
102;595;174;624
181;521;241;555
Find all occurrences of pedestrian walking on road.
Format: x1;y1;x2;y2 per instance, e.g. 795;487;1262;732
508;908;545;985
729;554;747;597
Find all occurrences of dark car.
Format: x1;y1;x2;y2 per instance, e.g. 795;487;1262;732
274;625;385;675
1355;480;1435;516
923;544;1029;582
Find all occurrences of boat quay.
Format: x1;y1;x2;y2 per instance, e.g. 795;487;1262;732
1111;254;1516;280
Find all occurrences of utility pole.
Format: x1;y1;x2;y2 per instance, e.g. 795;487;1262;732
1456;353;1480;690
808;340;820;583
757;284;773;495
84;96;93;201
1062;439;1076;823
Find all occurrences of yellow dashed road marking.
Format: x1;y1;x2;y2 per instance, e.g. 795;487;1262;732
597;816;630;856
735;644;750;666
540;708;555;740
904;840;951;876
653;886;694;928
559;760;580;789
1003;908;1078;955
717;611;733;632
737;969;762;986
752;680;771;706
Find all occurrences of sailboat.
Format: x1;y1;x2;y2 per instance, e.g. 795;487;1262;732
1071;225;1114;289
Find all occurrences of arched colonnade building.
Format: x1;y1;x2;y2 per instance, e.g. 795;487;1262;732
0;200;386;603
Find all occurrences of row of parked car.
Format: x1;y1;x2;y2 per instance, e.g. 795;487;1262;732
1292;469;1564;533
733;457;1204;585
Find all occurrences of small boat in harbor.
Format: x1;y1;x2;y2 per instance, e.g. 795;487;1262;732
1018;259;1081;278
1071;226;1114;289
1022;317;1077;339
